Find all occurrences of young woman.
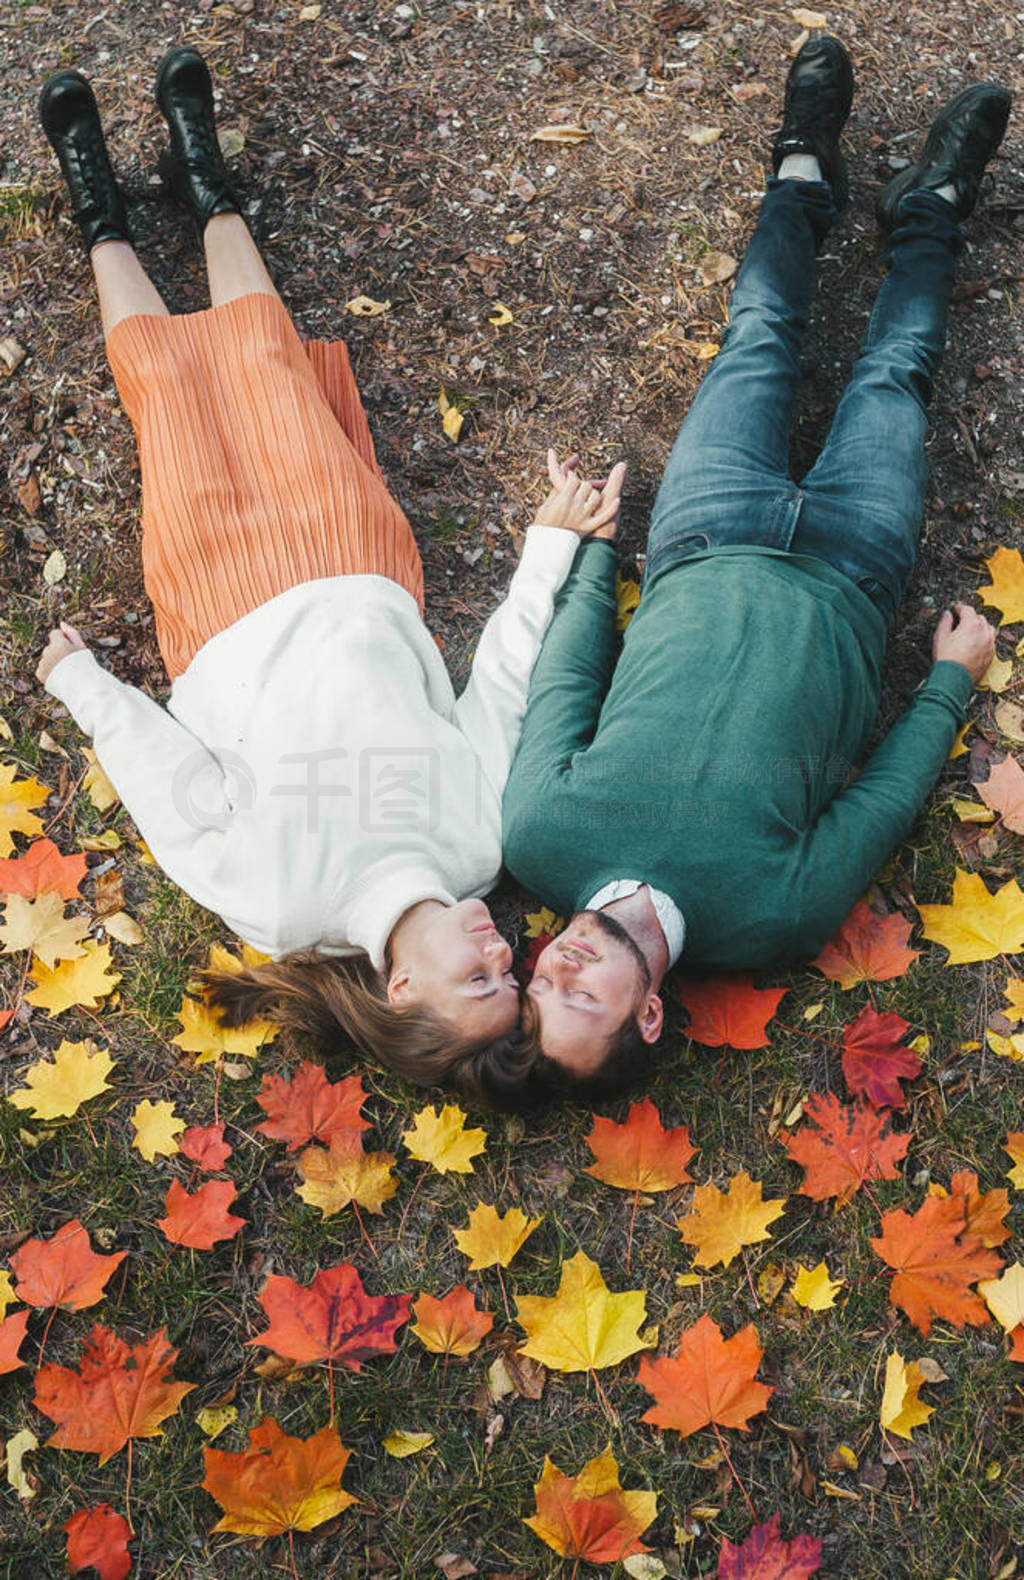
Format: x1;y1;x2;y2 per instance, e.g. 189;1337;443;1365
36;48;625;1099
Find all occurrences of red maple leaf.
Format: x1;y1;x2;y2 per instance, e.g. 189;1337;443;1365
34;1324;195;1464
870;1195;1002;1336
0;838;88;901
64;1504;133;1580
810;899;920;989
157;1180;246;1250
841;1006;920;1108
179;1121;232;1172
255;1062;369;1151
636;1313;773;1437
584;1098;696;1192
782;1093;910;1206
10;1218;127;1311
0;1309;31;1375
717;1513;822;1578
678;976;786;1049
247;1262;410;1370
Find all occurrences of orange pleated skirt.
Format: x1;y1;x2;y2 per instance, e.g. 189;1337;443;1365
105;291;424;680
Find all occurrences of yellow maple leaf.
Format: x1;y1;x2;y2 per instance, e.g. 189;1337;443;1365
514;1250;648;1373
948;720;972;760
171;994;277;1064
196;1405;238;1441
880;1351;935;1441
25;940;121;1016
978;1262;1024;1336
978;546;1024;626
1006;1134;1024;1190
977;653;1013;693
452;1202;543;1271
1003;978;1024;1025
0;765;49;858
7;1038;114;1120
296;1135;398;1217
81;747;119;812
131;1098;184;1161
401;1103;486;1174
523;907;564;940
791;1260;843;1312
524;1446;657;1562
0;893;88;969
0;1271;16;1319
917;870;1024;965
615;574;641;632
438;390;464;443
676;1170;786;1270
383;1430;435;1458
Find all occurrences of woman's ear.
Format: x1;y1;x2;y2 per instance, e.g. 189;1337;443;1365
639;993;664;1046
386;966;414;1006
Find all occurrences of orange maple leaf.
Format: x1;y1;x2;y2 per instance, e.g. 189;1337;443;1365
1006;1132;1024;1189
524;1446;657;1563
948;1170;1012;1248
976;754;1024;833
0;1308;30;1375
782;1093;910;1206
202;1416;356;1536
584;1098;696;1192
717;1513;822;1578
34;1324;195;1464
678;976;786;1049
254;1061;369;1151
179;1121;232;1172
636;1312;773;1437
411;1286;494;1357
676;1170;786;1269
870;1195;1003;1336
810;898;920;989
247;1262;410;1370
64;1504;132;1580
157;1180;246;1250
10;1218;127;1311
841;1006;920;1109
0;838;87;901
978;545;1024;625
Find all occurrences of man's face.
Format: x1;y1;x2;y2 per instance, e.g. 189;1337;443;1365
525;910;650;1075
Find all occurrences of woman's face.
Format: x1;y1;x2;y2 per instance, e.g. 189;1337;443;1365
387;898;521;1039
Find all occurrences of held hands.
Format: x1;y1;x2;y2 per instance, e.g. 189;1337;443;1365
932;603;996;684
534;448;627;540
36;621;88;685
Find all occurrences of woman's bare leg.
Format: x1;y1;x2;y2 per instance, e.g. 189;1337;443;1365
203;213;282;308
91;239;169;336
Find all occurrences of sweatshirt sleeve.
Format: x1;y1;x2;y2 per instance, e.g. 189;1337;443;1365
451;522;581;793
794;660;974;947
46;650;235;909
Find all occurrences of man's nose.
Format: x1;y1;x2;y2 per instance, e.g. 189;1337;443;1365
553;951;582;980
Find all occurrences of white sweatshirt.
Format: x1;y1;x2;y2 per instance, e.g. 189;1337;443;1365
47;525;579;968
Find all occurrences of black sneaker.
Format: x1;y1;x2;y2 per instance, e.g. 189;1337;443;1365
155;46;239;232
771;35;855;209
876;82;1012;230
39;70;132;250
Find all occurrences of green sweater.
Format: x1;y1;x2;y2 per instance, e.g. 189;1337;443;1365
502;541;972;969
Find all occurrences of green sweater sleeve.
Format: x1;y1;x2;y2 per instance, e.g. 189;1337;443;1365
793;660;974;947
508;538;619;777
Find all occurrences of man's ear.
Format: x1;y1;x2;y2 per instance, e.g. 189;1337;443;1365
638;992;663;1045
386;967;413;1006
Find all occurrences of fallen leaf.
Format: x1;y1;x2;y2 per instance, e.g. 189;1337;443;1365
842;1006;920;1108
64;1504;133;1580
977;653;1013;693
791;6;828;24
255;1061;368;1150
700;251;737;285
525;1446;657;1563
917;870;1024;964
34;1324;195;1464
248;1262;410;1370
1006;1132;1024;1189
179;1122;232;1172
717;1514;822;1578
636;1313;773;1437
615;574;641;632
949;720;973;758
880;1351;934;1441
978;546;1024;624
871;1194;1002;1336
453;1202;543;1270
0;336;27;374
172;993;277;1064
196;1404;238;1440
783;1093;909;1204
439;392;464;444
949;1169;1012;1247
202;1416;355;1535
157;1180;245;1250
676;1170;786;1269
26;940;121;1015
584;1098;696;1192
345;294;391;317
411;1286;494;1356
103;910;143;946
10;1219;127;1312
976;754;1024;832
217;127;245;158
43;549;67;585
678;976;786;1048
810;899;920;988
296;1133;398;1217
82;749;119;813
0;838;87;900
383;1428;434;1457
791;1261;844;1311
515;1251;648;1374
0;1309;31;1374
5;1427;39;1501
729;83;767;101
402;1103;486;1174
131;1099;184;1162
0;892;87;968
994;699;1024;744
978;1262;1024;1344
488;302;514;326
687;126;723;146
8;1038;114;1120
524;907;564;939
530;124;591;143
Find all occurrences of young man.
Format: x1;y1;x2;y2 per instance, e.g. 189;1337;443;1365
501;38;1009;1094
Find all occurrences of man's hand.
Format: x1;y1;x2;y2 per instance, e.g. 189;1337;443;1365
534;448;627;539
932;603;996;684
36;621;88;685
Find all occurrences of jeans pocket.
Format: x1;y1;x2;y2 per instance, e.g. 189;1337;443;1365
856;575;896;621
644;531;712;588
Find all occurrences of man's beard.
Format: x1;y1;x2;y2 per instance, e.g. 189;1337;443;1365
577;909;652;996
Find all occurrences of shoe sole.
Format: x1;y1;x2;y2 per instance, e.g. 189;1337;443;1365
876;82;1011;229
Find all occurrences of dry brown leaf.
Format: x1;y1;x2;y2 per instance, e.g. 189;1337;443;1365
701;252;738;286
530;125;591;144
687;126;723;147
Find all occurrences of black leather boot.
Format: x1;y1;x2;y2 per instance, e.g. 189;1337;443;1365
39;70;132;249
771;36;855;209
876;83;1012;230
155;46;239;232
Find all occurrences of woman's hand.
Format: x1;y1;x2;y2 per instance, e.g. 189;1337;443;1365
533;448;627;539
36;621;88;685
932;603;997;684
